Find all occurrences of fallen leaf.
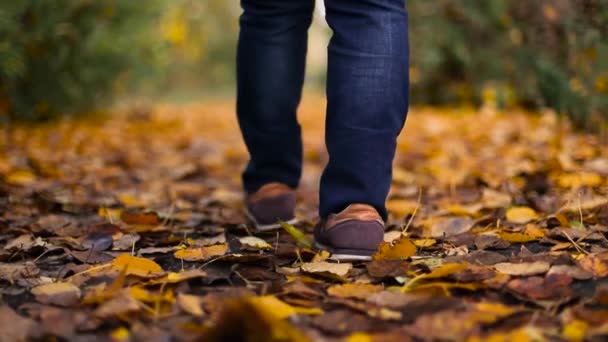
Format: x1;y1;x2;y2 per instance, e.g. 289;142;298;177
402;263;469;291
31;282;81;306
505;206;538;224
95;292;141;318
111;253;164;278
578;252;608;277
177;293;205;317
562;319;588;341
174;244;228;261
4;169;37;186
301;262;352;277
374;237;417;260
386;199;419;217
547;264;593;280
498;231;537;243
506;274;572;300
429;217;474;238
120;211;161;226
280;221;312;248
481;188;512;208
239;236;272;250
327;284;384;299
494;261;551;276
0;305;35;342
81;231;113;251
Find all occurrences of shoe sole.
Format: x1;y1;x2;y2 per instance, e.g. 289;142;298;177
244;209;298;232
314;241;374;261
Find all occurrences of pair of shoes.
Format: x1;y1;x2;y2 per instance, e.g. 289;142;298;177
246;183;384;261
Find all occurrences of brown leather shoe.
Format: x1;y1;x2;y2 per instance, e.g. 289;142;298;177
245;182;297;232
314;203;385;261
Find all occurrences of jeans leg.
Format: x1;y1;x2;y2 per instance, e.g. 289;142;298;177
237;0;315;193
320;0;409;220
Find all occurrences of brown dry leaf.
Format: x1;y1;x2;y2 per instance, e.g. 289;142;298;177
0;305;35;342
0;262;39;283
505;206;538;224
506;274;573;300
174;244;228;261
578;252;608;278
374;237;417;260
94;292;141;318
111;253;164;278
547;264;593;280
301;262;352;277
31;282;81;307
327;284;384;299
428;217;475;238
494;261;551;276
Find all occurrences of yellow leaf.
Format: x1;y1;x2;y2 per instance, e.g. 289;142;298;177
280;222;312;248
445;203;483;216
505;206;538;224
173;244;227;261
4;169;36;186
562;319;588;342
98;207;122;222
152;269;208;284
110;327;129;341
557;172;603;189
578;252;608;277
345;332;373;342
247;296;297;320
413;238;437;248
498;232;536;243
129;286;174;304
374;237;417;260
386;199;419;217
327;283;384;299
111;254;164;278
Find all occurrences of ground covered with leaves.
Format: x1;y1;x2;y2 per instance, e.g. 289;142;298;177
1;95;608;341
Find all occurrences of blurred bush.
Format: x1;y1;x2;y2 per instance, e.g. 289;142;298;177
408;0;608;129
0;0;161;121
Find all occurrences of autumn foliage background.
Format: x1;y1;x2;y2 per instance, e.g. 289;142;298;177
1;0;607;128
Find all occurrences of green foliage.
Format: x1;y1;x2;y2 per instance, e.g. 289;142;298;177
408;0;608;129
0;0;159;121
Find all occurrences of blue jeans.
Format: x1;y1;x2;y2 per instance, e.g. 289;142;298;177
237;0;409;220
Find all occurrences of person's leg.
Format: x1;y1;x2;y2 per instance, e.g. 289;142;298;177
320;0;409;221
237;0;314;194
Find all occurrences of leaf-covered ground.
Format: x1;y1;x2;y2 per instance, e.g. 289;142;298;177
1;94;608;341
